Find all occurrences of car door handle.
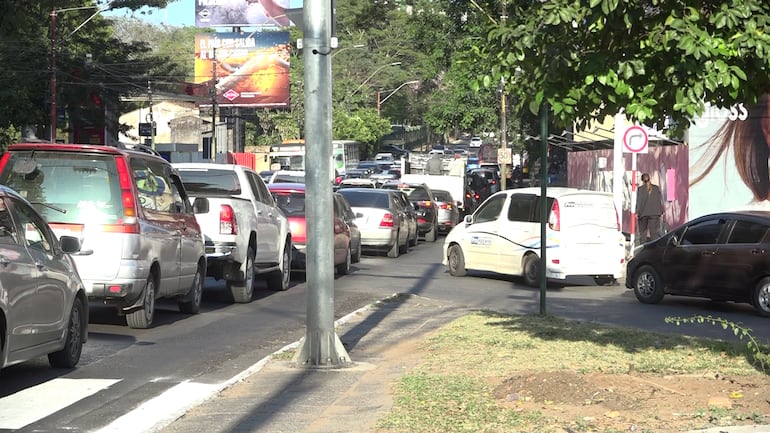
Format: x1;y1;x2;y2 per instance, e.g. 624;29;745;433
35;261;47;271
701;250;716;256
751;248;765;255
0;255;8;267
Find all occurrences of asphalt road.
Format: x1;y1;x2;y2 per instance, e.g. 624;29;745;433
1;235;768;432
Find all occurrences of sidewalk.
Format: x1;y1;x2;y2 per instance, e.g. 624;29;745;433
150;292;770;433
153;293;467;433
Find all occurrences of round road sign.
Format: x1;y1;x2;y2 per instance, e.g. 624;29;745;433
623;126;648;153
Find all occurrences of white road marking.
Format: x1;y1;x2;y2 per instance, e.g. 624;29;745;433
0;378;119;430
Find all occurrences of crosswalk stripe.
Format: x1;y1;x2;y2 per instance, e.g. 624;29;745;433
0;378;120;430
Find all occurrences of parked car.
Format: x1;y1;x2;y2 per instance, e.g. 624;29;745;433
381;181;439;242
392;189;420;248
0;186;88;369
337;188;413;258
174;163;293;299
433;189;461;233
0;142;206;329
334;192;363;264
268;183;353;275
469;136;483;148
626;211;770;317
443;187;626;287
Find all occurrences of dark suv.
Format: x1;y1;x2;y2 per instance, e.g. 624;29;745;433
381;181;439;242
0;142;207;329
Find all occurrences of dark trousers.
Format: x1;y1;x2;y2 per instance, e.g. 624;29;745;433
637;215;661;242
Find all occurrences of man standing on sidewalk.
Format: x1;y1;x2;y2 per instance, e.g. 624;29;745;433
636;172;664;243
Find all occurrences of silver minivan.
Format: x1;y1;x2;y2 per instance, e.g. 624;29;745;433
0;143;207;329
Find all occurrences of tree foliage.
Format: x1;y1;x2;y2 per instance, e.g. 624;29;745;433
475;0;770;136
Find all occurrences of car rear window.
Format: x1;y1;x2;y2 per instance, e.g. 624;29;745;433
339;190;390;209
559;195;617;228
177;169;242;196
271;191;305;216
0;150;122;224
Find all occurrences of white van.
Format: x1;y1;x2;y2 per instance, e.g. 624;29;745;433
442;187;626;286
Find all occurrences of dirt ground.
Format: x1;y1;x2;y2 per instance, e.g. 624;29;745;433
491;369;770;432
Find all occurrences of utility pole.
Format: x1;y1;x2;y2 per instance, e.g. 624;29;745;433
499;1;508;190
211;47;218;160
49;10;57;142
147;80;155;149
291;0;351;368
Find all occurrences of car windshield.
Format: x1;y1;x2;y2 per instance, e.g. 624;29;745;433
177;169;242;196
0;150;122;224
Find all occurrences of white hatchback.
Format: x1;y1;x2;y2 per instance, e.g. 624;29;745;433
442;187;626;286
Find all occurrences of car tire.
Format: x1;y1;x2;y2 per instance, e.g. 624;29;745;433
409;229;418;247
447;244;466;277
267;240;291;291
633;265;665;304
352;239;362;263
399;233;409;254
387;231;400;258
179;263;204;314
230;247;255;302
752;277;770;317
337;246;351;276
127;273;156;329
425;222;437;242
522;254;540;287
48;297;84;368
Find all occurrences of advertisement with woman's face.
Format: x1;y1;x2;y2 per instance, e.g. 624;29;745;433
689;94;770;219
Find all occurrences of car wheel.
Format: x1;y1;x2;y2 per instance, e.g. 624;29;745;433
447;244;466;277
387;231;400;258
179;263;204;314
230;246;255;302
48;297;84;368
399;232;409;254
336;246;351;276
409;229;418;247
633;265;665;304
752;277;770;317
522;254;540;287
127;273;156;329
352;238;362;263
425;222;437;242
267;240;291;291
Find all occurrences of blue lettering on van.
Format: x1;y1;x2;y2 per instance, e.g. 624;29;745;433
470;236;492;246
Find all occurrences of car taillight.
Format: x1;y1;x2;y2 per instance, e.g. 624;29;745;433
380;212;394;227
440;203;449;209
220;205;237;234
548;199;560;231
0;153;9;172
419;200;432;208
114;156;139;234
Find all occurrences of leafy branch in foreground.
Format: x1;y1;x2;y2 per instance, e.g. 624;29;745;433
666;315;770;373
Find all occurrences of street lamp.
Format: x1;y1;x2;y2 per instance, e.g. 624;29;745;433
377;80;418;115
350;62;402;96
50;3;112;142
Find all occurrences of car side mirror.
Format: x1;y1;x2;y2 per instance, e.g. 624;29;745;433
670;234;680;247
464;214;473;224
59;235;81;254
193;197;209;214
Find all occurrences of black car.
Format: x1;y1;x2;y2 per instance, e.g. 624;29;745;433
625;211;770;317
381;181;439;242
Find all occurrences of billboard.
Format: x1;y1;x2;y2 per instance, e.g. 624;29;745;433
194;32;290;108
195;0;303;27
688;96;770;219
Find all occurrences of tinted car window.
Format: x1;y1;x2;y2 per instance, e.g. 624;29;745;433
508;194;537;222
272;191;305;216
339;190;390;209
727;220;770;244
0;151;122;224
177;169;242;196
475;194;506;223
680;218;726;245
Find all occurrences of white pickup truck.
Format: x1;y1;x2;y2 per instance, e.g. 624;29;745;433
174;163;292;302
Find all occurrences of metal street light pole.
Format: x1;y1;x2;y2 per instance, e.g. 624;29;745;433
350;62;401;97
377;80;418;115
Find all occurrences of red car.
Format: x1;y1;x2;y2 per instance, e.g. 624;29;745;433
268;183;353;276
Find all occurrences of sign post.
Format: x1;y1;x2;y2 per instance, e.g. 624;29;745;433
622;125;649;251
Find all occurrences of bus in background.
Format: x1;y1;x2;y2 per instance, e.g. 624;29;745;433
269;139;361;177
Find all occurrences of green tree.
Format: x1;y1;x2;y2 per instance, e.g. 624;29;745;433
474;0;770;136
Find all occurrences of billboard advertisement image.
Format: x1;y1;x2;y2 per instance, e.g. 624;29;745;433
688;95;770;219
194;32;290;108
195;0;303;28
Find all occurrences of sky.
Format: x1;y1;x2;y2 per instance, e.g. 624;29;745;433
106;0;195;27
